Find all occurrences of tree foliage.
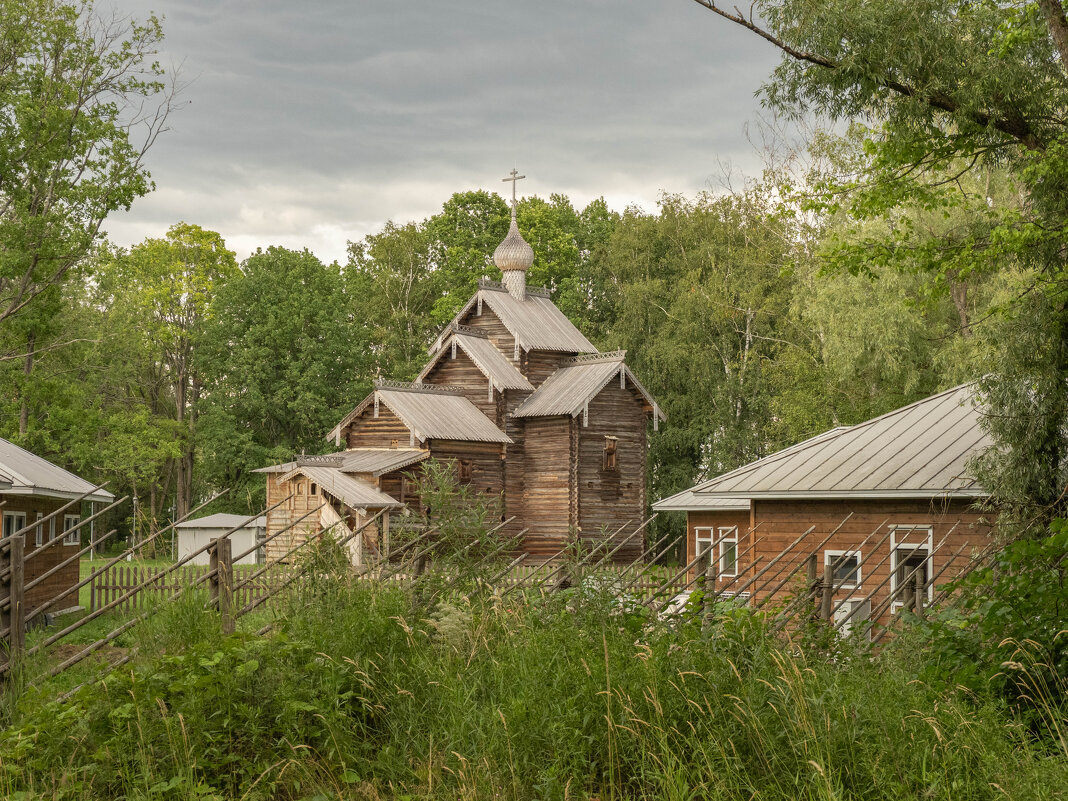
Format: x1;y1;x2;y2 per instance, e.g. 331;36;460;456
0;0;173;328
197;247;364;509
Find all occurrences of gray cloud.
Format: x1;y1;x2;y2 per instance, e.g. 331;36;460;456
103;0;781;262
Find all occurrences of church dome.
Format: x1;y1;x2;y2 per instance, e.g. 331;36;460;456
493;216;534;273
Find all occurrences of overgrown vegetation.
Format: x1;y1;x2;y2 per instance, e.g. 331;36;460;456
2;566;1066;800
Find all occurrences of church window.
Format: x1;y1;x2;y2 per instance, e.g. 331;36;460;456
310;483;318;496
390;438;399;449
603;437;618;471
296;482;304;495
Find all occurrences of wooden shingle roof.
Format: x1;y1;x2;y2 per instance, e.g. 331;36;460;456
432;280;597;355
327;382;513;445
279;465;403;510
417;330;534;391
512;352;665;422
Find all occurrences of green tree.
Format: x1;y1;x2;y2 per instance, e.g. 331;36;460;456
106;224;238;519
689;0;1068;518
197;247;365;510
0;0;173;328
587;191;795;504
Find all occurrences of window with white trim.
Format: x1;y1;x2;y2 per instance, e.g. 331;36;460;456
2;511;26;540
63;514;80;546
35;512;44;547
718;526;739;576
890;526;933;605
824;549;862;589
694;527;715;568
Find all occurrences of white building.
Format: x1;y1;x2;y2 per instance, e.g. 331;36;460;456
174;513;266;566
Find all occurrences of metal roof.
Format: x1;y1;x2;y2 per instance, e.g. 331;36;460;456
512;352;665;421
652;428;849;511
327;382;512;445
688;384;989;500
0;437;114;502
417;332;534;391
175;513;267;530
652;490;750;512
432;283;597;355
279;465;403;510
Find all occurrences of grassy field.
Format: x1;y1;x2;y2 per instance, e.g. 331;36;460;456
2;560;1066;801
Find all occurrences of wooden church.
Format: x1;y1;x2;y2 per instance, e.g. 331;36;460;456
259;174;664;563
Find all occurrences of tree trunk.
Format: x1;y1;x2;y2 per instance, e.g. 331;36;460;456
19;329;34;437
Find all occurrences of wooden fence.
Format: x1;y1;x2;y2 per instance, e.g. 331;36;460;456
89;563;294;613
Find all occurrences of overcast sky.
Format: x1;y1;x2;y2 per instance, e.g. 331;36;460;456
103;0;781;264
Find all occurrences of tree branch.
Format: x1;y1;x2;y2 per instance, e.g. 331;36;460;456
688;0;1046;151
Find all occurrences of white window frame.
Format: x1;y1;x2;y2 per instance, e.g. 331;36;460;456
824;549;862;589
694;527;715;566
2;511;26;540
889;525;934;608
718;526;739;577
35;512;44;547
63;514;80;546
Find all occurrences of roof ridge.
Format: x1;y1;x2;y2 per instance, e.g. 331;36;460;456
562;350;625;366
374;379;465;396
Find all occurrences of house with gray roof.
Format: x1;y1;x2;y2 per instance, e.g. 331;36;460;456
259;177;664;564
0;438;114;613
653;384;995;628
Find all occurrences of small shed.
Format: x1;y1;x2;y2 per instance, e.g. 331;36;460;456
174;513;266;565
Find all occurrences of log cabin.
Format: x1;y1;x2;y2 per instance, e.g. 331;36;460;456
654;384;996;630
0;438;114;614
259;186;665;563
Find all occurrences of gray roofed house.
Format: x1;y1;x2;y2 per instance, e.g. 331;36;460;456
0;437;113;503
263;175;664;566
656;385;996;629
685;384;987;501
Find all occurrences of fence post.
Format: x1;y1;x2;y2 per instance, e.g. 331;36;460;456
913;581;925;620
820;557;834;621
209;536;235;634
1;537;26;668
219;537;234;634
701;549;718;630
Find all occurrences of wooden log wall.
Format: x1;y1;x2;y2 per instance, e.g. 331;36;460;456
736;498;993;625
685;508;757;592
500;387;532;538
265;473;322;563
426;440;505;509
518;416;573;557
577;382;649;562
7;496;79;611
346;406;412;449
521;350;573;387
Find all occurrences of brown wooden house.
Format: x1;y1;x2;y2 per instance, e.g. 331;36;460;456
0;438;114;613
260;193;664;563
654;384;995;629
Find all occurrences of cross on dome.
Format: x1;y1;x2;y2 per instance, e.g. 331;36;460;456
493;167;534;299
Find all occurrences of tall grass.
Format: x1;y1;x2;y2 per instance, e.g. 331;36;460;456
1;575;1065;800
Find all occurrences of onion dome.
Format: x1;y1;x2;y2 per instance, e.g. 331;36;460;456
493;214;534;274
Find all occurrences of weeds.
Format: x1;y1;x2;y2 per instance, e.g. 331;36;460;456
1;576;1066;799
